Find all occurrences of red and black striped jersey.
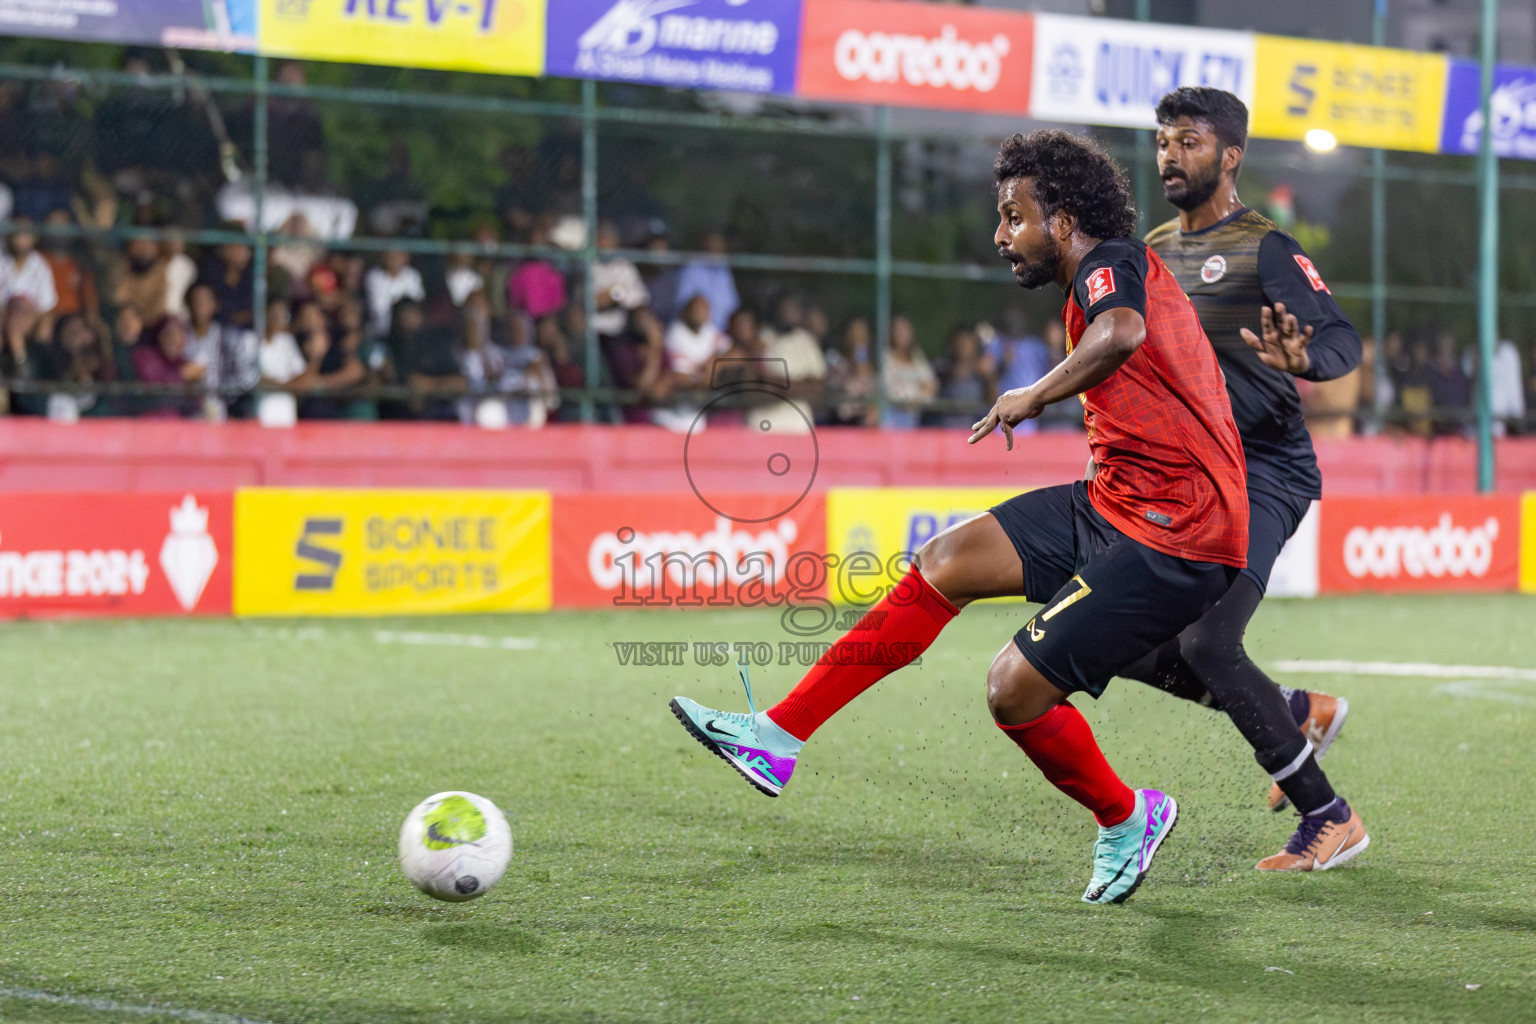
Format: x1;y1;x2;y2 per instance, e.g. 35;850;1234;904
1062;238;1248;568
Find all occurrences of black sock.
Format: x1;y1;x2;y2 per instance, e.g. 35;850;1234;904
1257;734;1337;816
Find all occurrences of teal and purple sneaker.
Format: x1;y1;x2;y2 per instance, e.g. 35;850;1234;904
669;697;803;797
1081;788;1179;905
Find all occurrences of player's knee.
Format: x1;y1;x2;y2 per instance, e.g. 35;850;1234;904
986;642;1058;724
1179;623;1246;679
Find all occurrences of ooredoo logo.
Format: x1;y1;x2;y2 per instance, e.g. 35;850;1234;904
832;25;1010;93
1342;513;1500;580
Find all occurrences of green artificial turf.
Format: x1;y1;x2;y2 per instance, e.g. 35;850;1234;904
1;596;1534;1023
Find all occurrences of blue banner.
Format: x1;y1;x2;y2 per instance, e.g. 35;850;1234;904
545;0;804;95
1441;59;1536;160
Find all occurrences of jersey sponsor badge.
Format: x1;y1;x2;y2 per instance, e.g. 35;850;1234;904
1086;266;1116;305
1293;254;1331;293
1200;254;1227;284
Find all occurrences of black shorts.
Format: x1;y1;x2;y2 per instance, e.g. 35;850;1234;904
989;482;1238;698
1242;481;1312;593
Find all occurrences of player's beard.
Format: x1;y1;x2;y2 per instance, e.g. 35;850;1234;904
1161;157;1221;211
1004;234;1062;290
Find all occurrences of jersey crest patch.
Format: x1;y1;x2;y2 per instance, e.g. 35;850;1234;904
1086;267;1116;305
1293;254;1331;293
1200;254;1227;283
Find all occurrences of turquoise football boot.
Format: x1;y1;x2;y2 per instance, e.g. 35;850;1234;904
671;660;803;797
1081;788;1179;904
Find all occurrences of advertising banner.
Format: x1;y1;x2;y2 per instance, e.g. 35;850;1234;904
545;0;801;95
826;487;1023;604
1266;501;1319;599
1440;60;1536;159
258;0;546;76
1251;35;1448;153
1030;14;1253;130
1522;494;1536;594
797;0;1033;115
0;0;254;50
0;492;233;618
1317;495;1521;594
552;492;826;608
233;489;550;616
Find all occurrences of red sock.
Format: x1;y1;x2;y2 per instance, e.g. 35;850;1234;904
767;568;958;740
998;703;1136;827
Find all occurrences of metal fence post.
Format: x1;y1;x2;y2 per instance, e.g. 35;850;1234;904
1477;0;1500;491
581;79;599;424
253;54;268;351
874;106;892;425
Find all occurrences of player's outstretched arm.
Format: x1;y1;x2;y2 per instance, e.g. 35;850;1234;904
1253;232;1362;382
969;307;1145;450
1240;302;1314;375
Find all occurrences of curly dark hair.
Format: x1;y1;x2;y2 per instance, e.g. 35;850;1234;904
993;129;1137;241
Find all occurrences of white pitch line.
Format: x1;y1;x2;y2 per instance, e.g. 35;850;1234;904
372;630;538;651
0;985;278;1024
1272;659;1536;682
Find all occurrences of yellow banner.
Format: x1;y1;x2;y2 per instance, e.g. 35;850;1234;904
259;0;546;76
1521;494;1536;594
234;488;550;616
826;487;1025;604
1251;35;1447;152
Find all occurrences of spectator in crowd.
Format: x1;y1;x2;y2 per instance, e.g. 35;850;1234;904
111;305;145;381
1036;320;1085;432
823;316;877;426
591;221;649;345
131;315;203;418
1492;337;1525;436
38;313;117;420
674;231;739;332
642;223;680;326
295;303;366;421
983;306;1050;404
256;297;306;425
112;237;170;325
1;217;60;334
445;250;484;309
1355;336;1383;435
361;141;429;237
1397;336;1435;436
162;233;197;318
1429;330;1472;436
456;295;555;428
365;249;426;339
933;325;994;430
202;240;254;328
387;298;462;421
269;213;323;299
267;62;325;190
508;215;568;322
756;293;826;433
603;306;668;425
654;292;727;432
182;282;226;412
881;314;935;429
38;209;100;328
1301;362;1360;439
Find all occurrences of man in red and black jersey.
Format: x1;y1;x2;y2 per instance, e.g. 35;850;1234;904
672;131;1252;904
1121;87;1369;872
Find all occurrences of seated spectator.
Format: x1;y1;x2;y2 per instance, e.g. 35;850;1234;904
202;241;255;328
162;233;197;318
39;313;118;420
881;315;935;430
933;326;994;429
38;209;100;326
1492;337;1525;436
111;306;145;381
758;293;827;433
674;231;739;331
269;212;324;297
445;251;484;309
823;316;877;426
508;216;568;321
256;297;306;425
112;237;170;324
130;315;203;418
654;293;727;432
536;314;585;391
983;307;1050;427
591;221;648;343
643;224;679;325
365;249;426;339
295;312;367;421
457;295;555;428
1;217;59;334
1397;336;1434;437
602;306;667;424
1429;331;1472;436
387;298;462;421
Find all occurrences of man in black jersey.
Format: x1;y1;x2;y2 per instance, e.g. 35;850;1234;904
1124;87;1369;871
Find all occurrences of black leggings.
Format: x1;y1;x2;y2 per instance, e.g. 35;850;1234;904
1119;573;1336;814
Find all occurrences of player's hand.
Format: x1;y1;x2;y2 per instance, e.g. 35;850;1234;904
1241;302;1313;375
968;387;1041;450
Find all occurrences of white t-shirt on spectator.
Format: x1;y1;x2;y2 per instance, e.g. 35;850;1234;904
260;331;307;384
164;252;198;317
752;327;828;434
446;265;484;307
365;265;426;337
0;250;58;314
591;258;648;336
185;321;224;390
664;319;727;378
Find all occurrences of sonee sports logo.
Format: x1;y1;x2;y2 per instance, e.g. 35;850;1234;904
294;518;343;591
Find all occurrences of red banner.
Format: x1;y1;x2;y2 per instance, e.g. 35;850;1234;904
552;493;827;609
797;0;1033;114
0;492;233;617
1318;495;1522;593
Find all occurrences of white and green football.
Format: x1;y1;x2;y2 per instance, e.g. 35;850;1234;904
397;791;512;902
